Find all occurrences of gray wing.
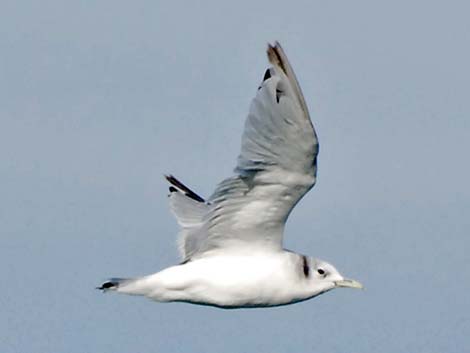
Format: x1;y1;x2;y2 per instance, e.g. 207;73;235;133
171;42;319;261
236;42;318;176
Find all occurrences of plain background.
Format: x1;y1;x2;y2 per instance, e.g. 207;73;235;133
1;1;469;352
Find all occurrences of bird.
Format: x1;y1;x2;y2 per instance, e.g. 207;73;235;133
98;41;363;309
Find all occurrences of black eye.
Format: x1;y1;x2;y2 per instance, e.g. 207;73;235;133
317;268;325;275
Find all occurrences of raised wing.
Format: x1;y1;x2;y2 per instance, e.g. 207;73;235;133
236;42;318;176
172;42;319;261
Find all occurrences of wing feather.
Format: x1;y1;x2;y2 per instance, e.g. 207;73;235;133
182;42;318;259
168;43;319;261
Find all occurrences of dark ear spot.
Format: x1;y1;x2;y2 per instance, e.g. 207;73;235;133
302;255;310;277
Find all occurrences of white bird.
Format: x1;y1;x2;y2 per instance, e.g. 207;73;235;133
98;42;363;308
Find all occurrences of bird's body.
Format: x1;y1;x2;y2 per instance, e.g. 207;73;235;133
98;42;362;308
108;251;335;308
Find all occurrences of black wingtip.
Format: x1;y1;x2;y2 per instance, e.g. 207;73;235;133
165;174;205;203
267;41;287;76
263;68;272;82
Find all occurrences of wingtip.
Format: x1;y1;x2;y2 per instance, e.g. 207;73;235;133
267;40;282;50
265;41;311;118
266;41;287;74
164;174;206;203
266;41;276;60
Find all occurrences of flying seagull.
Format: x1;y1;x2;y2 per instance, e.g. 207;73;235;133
98;42;362;308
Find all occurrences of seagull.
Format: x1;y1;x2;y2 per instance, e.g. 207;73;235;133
98;42;363;308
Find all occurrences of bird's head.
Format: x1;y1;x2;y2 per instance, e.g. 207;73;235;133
308;258;363;293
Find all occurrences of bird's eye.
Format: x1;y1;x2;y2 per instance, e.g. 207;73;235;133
317;268;325;276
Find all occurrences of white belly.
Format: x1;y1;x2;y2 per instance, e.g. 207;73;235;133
138;252;309;308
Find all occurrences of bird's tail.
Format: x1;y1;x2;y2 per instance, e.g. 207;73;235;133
97;276;156;297
97;278;132;292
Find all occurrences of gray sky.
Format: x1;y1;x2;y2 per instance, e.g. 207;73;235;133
1;1;469;352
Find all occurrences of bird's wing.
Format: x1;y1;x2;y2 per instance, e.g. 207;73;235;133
170;42;319;261
165;175;211;261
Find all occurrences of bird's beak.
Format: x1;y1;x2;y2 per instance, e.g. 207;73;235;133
334;278;364;289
